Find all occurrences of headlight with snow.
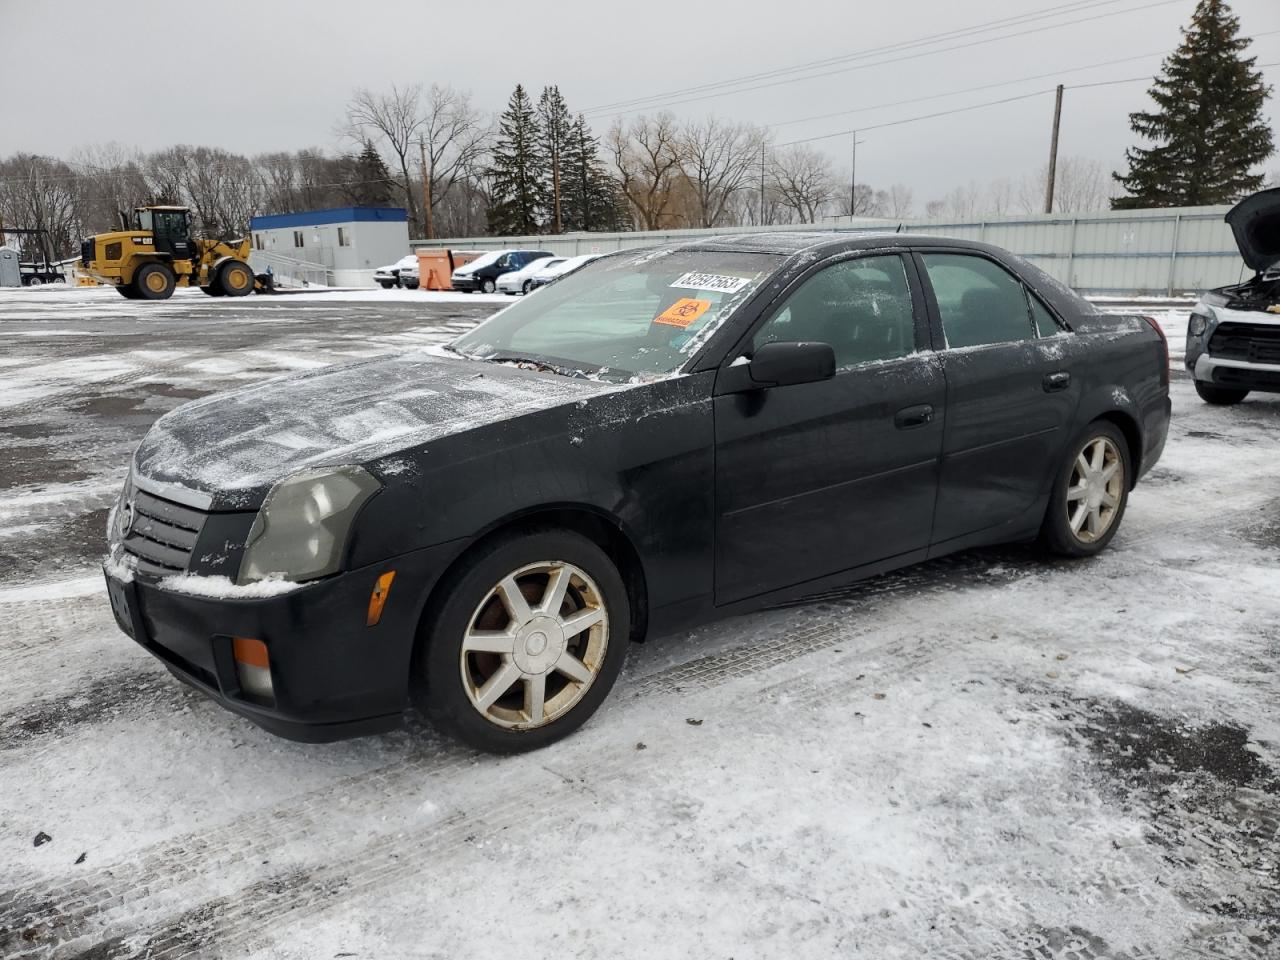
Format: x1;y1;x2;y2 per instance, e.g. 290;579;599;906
1188;307;1214;337
238;466;380;584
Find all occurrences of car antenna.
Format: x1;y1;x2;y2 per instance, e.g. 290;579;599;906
895;222;904;234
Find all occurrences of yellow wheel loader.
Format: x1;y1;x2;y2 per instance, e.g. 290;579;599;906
79;206;269;301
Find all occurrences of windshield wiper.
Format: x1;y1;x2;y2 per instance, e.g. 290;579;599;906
482;353;598;380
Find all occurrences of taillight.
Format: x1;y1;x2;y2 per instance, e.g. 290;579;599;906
1141;315;1169;385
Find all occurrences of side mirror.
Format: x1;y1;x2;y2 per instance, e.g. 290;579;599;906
743;341;836;389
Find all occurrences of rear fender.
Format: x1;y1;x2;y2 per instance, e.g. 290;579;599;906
1075;384;1145;485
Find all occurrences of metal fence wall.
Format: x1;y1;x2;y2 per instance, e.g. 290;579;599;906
418;205;1246;297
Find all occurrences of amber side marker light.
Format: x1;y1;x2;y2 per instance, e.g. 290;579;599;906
232;637;274;699
367;571;396;626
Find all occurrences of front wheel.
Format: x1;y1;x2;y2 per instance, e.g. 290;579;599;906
522;280;532;295
377;279;395;289
416;530;630;753
1040;421;1131;558
1194;380;1248;405
481;278;496;294
218;260;254;297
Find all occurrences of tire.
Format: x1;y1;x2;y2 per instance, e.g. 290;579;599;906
27;277;42;287
134;263;175;300
481;277;496;294
377;280;395;289
403;279;419;290
1194;380;1248;405
201;277;225;296
1039;420;1131;558
416;529;631;753
522;280;532;295
218;260;254;297
116;283;141;299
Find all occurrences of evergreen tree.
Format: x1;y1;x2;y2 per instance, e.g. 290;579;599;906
536;86;573;233
1112;0;1273;208
487;85;545;235
344;141;394;207
563;114;628;232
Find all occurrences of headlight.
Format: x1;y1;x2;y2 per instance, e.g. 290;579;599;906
239;466;380;584
1188;307;1214;337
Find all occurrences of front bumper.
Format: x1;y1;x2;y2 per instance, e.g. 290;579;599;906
1191;354;1280;393
103;543;461;742
450;276;480;292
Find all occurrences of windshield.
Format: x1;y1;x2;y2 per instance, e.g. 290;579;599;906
450;248;782;380
458;251;502;272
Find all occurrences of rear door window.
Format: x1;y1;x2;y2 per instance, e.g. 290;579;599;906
921;254;1036;348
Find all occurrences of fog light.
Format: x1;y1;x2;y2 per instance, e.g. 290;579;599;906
233;636;274;699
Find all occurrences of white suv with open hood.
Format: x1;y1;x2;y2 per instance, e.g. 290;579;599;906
1186;188;1280;404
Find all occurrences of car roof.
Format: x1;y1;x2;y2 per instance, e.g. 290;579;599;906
665;231;1011;258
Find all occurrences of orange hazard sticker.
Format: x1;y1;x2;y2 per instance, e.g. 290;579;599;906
653;298;711;329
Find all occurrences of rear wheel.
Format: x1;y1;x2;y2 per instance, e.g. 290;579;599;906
200;276;225;296
134;263;176;300
116;283;141;299
27;277;42;287
416;529;630;753
1194;380;1248;405
218;260;254;297
1040;421;1130;558
377;279;396;289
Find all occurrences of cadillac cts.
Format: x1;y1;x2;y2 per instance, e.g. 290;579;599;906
104;233;1171;752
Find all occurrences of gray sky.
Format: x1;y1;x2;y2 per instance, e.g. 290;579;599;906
2;0;1277;202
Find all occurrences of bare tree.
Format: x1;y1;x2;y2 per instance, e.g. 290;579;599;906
420;84;490;239
769;144;836;224
69;143;151;234
345;84;425;230
1016;156;1111;214
678;117;768;228
886;183;914;219
608;113;683;230
941;182;982;219
0;153;80;258
924;199;947;218
986;177;1016;216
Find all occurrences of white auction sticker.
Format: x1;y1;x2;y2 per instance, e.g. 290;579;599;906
670;271;751;294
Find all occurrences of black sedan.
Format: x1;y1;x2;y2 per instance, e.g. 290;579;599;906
104;233;1171;752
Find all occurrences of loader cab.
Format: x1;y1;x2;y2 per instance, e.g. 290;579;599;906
136;206;194;261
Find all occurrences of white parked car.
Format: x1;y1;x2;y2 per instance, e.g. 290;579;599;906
1185;187;1280;405
374;255;418;289
496;256;563;295
525;254;603;292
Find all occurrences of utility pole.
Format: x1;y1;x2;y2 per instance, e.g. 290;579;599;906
1044;84;1064;214
850;131;857;217
418;137;434;240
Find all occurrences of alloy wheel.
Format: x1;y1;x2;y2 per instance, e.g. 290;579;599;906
459;560;609;729
1066;436;1124;543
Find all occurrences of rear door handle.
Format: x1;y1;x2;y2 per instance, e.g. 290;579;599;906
1043;371;1071;392
894;404;934;429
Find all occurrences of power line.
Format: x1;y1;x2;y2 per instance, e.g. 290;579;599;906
773;59;1280;149
767;30;1280;131
583;0;1187;118
583;0;1131;113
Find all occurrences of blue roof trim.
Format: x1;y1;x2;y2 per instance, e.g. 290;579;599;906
249;206;407;230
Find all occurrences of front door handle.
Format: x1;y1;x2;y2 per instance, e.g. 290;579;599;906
894;404;934;429
1043;371;1072;392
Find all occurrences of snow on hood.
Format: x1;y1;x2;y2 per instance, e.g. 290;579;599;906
1225;187;1280;272
133;352;613;506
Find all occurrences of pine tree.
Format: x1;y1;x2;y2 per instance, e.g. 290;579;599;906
536;86;573;233
1112;0;1273;208
487;85;545;235
345;141;394;207
563;114;628;232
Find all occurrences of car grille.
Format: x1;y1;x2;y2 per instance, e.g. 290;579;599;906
1208;322;1280;365
122;489;207;577
1215;366;1280;388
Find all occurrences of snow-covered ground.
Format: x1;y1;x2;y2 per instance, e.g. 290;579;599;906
1;286;1277;959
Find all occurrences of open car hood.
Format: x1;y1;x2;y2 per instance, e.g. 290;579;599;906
1225;187;1280;272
